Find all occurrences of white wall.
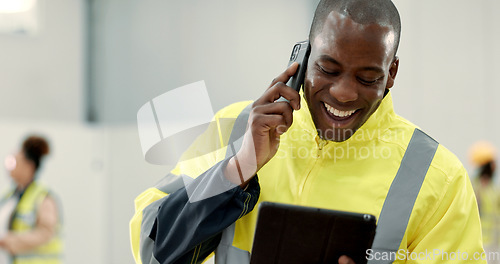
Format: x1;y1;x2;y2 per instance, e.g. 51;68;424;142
0;0;85;122
105;126;170;264
391;0;500;171
90;0;317;123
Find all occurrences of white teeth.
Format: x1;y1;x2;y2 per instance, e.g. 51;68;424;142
324;103;356;118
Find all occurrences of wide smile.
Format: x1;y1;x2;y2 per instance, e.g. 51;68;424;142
322;102;360;128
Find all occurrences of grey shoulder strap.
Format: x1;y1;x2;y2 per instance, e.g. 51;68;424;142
367;128;438;264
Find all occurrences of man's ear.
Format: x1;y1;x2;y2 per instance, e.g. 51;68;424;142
386;56;399;89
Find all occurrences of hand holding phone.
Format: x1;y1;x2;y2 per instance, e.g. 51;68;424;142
276;40;311;102
225;41;310;185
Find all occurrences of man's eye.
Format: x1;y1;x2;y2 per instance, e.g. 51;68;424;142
318;65;339;76
358;77;380;85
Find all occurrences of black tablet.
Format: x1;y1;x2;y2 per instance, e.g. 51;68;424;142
250;202;376;264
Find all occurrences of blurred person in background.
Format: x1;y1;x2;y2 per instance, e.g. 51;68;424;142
470;141;499;262
0;135;62;264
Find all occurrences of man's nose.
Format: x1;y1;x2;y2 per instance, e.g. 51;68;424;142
329;78;359;103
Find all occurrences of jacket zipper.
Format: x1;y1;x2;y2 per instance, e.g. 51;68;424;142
298;136;328;198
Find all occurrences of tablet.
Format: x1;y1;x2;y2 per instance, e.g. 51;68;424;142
249;202;376;264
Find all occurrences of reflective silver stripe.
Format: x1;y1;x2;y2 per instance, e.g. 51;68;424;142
368;128;438;264
215;223;251;264
217;104;253;263
136;173;185;264
140;197;168;264
141;237;161;264
215;243;251;264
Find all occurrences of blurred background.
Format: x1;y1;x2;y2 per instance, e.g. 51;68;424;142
0;0;498;263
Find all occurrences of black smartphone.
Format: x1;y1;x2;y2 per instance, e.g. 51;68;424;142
285;40;311;92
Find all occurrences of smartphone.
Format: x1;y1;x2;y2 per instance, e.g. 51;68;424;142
286;40;311;92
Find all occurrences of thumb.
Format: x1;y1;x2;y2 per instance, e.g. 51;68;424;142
338;255;355;264
269;62;299;88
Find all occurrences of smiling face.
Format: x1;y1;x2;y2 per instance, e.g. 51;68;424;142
304;11;399;141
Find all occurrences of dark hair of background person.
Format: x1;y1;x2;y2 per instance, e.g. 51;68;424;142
308;0;401;57
22;135;50;171
479;161;495;180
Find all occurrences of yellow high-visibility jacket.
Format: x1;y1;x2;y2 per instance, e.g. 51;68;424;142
6;182;63;264
473;179;500;248
131;91;485;264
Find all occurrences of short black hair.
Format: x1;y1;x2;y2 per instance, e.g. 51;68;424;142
309;0;401;57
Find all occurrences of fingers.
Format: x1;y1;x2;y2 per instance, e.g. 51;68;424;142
338;255;356;264
234;65;301;175
269;62;299;87
248;64;302;139
251;102;294;135
255;81;301;111
254;63;302;111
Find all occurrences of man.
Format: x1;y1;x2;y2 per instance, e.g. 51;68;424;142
131;0;485;263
